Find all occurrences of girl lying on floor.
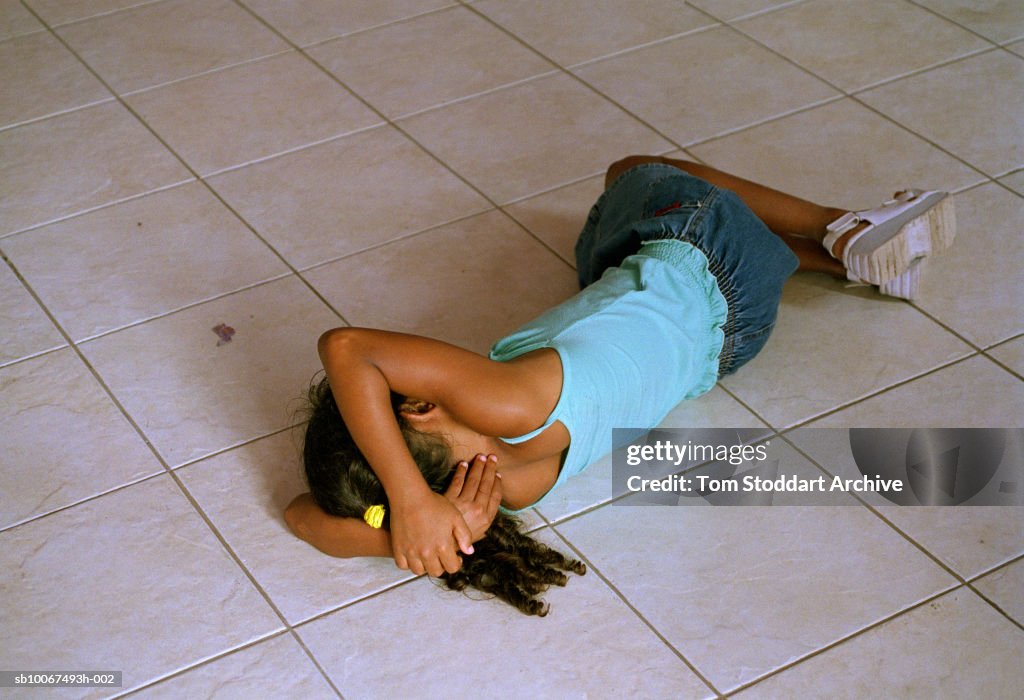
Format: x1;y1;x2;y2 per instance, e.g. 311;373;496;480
285;155;955;615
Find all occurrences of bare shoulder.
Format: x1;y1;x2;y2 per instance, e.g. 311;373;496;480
317;327;563;438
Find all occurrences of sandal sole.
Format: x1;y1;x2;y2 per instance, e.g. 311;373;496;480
878;258;924;301
847;193;956;285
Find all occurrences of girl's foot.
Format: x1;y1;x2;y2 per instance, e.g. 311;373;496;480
823;190;956;285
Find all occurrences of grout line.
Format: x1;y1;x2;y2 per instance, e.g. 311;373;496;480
679;0;815;24
294;205;496;274
963;552;1024;633
0;176;197;242
770;351;981;432
67;271;294;344
980;331;1024;381
30;0;169;31
775;431;969;584
0;340;67;371
7;9;356;696
676;95;847;149
0;469;166;536
562;21;724;71
0;96;116;135
0;420;307;536
966;551;1024;585
983;330;1024;351
142;124;389;180
496;144;682;207
847;44;999;95
292;1;462;50
111;629;292;698
978;350;1024;383
227;0;593;281
7;1;1022;695
904;0;1019;50
725;580;964;696
287;575;424;629
678;2;1001;184
964;577;1024;634
16;2;355;328
385;68;562;121
115;48;296;98
196;120;390;178
544;523;726;698
1;242;347;699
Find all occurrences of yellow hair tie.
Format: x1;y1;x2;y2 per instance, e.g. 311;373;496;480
363;504;385;529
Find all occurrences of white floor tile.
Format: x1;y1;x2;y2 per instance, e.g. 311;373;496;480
0;261;63;366
126;52;381;176
859;51;1024;177
690;98;984;208
474;0;716;67
3;182;289;341
297;530;714;698
973;558;1024;625
734;589;1024;698
0;348;162;529
0;30;111;129
0;102;191;237
0;475;282;696
914;184;1024;347
399;72;671;204
79;276;339;467
557;456;957;690
738;0;989;91
303;209;578;355
575;26;837;146
56;0;289;94
133;633;336;699
5;2;1022;694
719;276;972;429
177;430;416;624
309;6;554;118
207;125;489;269
787;425;1024;578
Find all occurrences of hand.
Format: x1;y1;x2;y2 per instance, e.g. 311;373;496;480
389;490;474;577
444;454;503;542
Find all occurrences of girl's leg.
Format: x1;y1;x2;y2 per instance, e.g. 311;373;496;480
605;155;849;277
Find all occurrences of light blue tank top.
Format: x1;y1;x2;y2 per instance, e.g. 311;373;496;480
488;239;728;511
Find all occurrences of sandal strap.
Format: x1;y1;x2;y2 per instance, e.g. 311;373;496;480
823;212;862;259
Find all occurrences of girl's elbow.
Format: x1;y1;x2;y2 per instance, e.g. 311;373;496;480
317;327;366;361
284;502;310;540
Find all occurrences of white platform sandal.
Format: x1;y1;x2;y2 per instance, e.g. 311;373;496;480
878;258;924;301
845;257;925;301
823;190;956;286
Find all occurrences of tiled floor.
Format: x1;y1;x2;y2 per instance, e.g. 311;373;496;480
1;0;1022;697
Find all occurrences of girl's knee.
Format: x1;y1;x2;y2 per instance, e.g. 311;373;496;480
605;155;664;188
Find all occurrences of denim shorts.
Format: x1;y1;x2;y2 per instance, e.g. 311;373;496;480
575;163;799;376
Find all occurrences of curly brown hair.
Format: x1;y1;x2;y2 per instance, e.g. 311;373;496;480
302;376;585;616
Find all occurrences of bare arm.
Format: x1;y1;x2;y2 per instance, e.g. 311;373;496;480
316;327;556;577
285;456;502;559
285;493;392;558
